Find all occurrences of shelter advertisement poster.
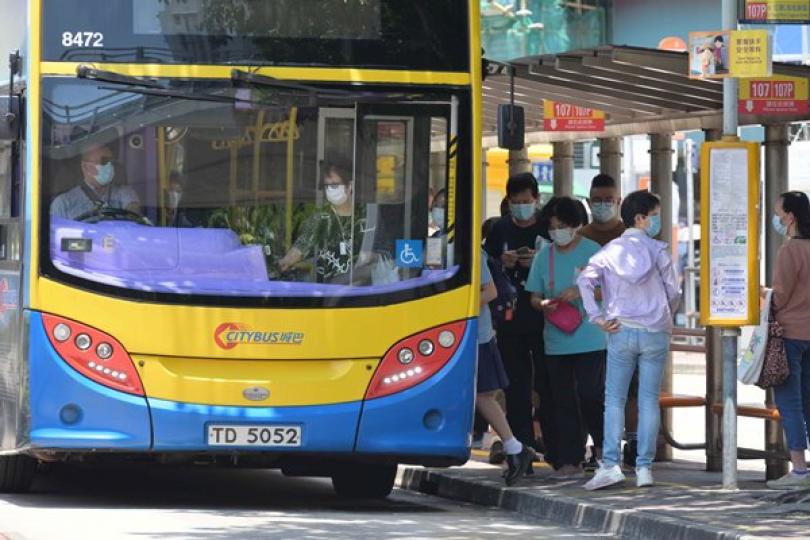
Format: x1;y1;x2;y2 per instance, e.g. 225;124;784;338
689;30;771;79
739;76;809;115
542;101;605;132
700;142;761;327
739;0;810;24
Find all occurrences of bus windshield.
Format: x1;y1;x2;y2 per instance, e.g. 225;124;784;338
42;0;469;71
41;78;470;305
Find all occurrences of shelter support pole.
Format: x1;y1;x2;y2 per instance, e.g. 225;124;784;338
705;327;723;471
650;132;674;462
764;124;790;481
721;0;739;491
552;141;574;197
703;128;723;472
598;137;623;184
507;148;531;178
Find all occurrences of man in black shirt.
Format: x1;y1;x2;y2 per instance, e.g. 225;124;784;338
485;172;558;468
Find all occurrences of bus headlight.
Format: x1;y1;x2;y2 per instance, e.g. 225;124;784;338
438;331;455;348
75;333;92;351
53;323;71;342
42;314;144;396
96;342;114;360
398;348;414;365
365;321;467;400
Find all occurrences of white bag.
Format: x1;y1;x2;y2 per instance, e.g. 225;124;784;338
738;289;772;385
371;252;399;285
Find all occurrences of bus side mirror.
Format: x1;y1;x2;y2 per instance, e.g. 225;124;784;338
497;104;524;151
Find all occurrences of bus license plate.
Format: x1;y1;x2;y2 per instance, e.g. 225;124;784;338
207;425;302;447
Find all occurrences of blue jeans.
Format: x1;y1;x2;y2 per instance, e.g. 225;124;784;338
602;327;670;469
774;338;810;451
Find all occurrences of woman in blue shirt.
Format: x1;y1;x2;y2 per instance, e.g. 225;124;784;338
527;197;606;479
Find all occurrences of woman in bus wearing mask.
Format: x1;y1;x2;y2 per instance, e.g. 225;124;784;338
526;196;606;480
278;163;369;283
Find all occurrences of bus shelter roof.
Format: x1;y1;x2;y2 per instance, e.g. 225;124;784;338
482;45;810;145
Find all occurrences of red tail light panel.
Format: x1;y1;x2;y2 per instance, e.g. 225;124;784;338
365;320;467;400
42;314;145;396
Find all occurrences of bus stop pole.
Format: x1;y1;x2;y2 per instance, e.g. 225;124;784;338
721;0;739;491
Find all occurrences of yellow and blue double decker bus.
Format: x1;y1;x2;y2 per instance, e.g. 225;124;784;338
0;0;482;498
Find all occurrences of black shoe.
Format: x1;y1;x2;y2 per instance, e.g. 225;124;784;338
505;445;535;486
489;440;506;465
583;455;599;472
622;440;637;469
532;437;546;455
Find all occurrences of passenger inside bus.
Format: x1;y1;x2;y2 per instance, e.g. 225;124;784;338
50;143;141;221
278;163;373;284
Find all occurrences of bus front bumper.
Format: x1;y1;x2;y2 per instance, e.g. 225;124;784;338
27;311;475;464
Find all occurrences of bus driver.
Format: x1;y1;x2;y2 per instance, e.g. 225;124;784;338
278;163;371;283
51;143;141;221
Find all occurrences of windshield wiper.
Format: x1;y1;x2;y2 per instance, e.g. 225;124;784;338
95;85;279;107
231;69;354;96
231;69;426;104
77;65;162;89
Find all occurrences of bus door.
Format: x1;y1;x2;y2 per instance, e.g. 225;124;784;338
0;95;24;451
354;103;452;280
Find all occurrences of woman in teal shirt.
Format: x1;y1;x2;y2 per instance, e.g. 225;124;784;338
526;197;606;479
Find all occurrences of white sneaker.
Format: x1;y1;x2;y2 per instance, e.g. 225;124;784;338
636;467;654;487
766;471;810;490
584;465;625;491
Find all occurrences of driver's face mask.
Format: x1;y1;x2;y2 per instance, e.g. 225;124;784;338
94;162;115;187
168;190;182;209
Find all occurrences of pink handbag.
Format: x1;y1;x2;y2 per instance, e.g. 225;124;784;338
545;245;583;334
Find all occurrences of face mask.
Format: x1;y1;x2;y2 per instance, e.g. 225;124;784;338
549;227;576;247
510;203;535;221
431;208;445;229
168;191;182;209
325;185;348;206
645;214;662;238
94;162;115;186
772;215;788;236
591;202;616;223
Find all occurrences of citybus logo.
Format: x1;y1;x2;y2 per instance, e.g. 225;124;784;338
214;323;305;350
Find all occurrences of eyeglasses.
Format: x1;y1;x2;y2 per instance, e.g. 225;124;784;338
591;197;616;204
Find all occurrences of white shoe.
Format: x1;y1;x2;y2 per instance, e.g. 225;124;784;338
584;465;625;491
766;471;810;490
636;467;653;488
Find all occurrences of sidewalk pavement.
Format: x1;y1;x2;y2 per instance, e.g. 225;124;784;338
397;456;810;539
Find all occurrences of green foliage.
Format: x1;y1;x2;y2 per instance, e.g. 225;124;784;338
209;202;317;267
198;0;379;38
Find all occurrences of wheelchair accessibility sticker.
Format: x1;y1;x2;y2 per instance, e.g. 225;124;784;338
395;239;424;268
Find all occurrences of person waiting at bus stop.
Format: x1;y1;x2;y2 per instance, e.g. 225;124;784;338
527;196;606;479
50;143;141;220
578;191;680;490
484;172;556;468
278;163;370;284
478;248;535;485
766;191;810;490
578;174;639;469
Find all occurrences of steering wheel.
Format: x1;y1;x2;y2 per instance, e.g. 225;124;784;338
74;206;153;226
